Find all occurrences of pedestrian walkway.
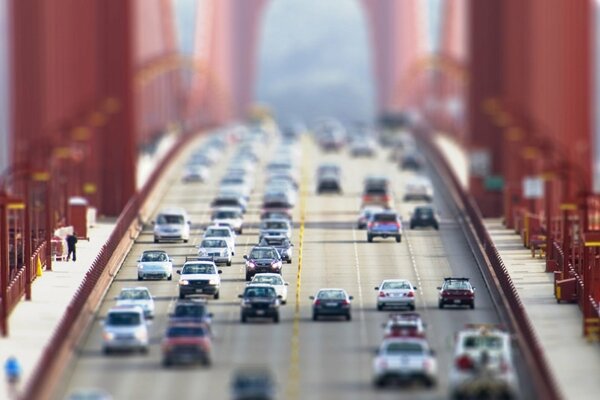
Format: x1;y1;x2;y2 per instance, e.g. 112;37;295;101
0;222;115;399
485;221;600;400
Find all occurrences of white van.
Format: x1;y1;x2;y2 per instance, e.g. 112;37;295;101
153;207;191;243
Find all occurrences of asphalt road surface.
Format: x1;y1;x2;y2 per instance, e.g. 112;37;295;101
56;132;532;400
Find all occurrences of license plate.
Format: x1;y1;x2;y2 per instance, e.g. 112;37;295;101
453;299;461;304
256;310;265;315
326;302;337;307
195;289;204;293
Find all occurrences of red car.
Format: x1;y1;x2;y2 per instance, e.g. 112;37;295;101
161;322;212;366
382;313;426;338
438;278;475;309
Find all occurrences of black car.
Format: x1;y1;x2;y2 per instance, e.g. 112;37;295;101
231;368;276;400
310;288;353;321
243;246;283;281
259;235;293;264
401;152;425;171
317;173;342;194
239;284;281;323
169;300;213;326
410;206;439;230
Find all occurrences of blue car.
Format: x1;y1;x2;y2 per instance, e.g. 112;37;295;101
367;211;402;243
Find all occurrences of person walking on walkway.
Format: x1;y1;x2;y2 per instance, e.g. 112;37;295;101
66;232;78;262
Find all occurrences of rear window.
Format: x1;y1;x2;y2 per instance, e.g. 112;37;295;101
365;187;387;195
166;326;207;337
174;304;206;318
463;335;503;350
373;213;397;222
384;342;424;354
182;263;216;275
157;214;184;224
107;312;141;326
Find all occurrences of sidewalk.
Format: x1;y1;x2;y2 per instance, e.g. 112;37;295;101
485;219;600;400
0;222;115;399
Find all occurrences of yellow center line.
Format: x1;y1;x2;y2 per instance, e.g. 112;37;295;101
286;134;308;400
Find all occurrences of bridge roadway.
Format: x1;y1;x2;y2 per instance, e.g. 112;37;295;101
55;134;534;400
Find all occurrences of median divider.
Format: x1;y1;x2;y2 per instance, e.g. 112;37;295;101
22;128;209;400
415;126;562;400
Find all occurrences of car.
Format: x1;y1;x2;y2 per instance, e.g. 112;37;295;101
161;323;212;366
177;259;223;299
153;208;191;243
115;287;155;319
230;368;276;400
259;235;293;263
310;288;353;321
266;172;298;190
259;219;292;240
367;211;402;243
350;138;376;157
403;176;434;202
438;277;476;309
182;164;209;183
410;205;439;230
211;194;247;213
449;325;518;399
375;279;417;310
243;246;283;281
169;300;213;327
316;163;341;179
356;205;384;229
238;284;281;323
382;313;426;338
262;189;295;209
102;306;149;354
203;225;236;255
249;273;289;304
361;177;393;208
316;172;342;194
260;208;292;222
136;250;173;280
401;152;425;171
372;337;437;387
211;207;244;234
197;238;232;266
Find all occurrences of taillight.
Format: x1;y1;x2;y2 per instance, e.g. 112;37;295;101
455;355;474;370
382;195;389;201
377;359;388;369
314;299;321;306
368;222;374;229
341;299;350;306
407;291;414;298
423;359;432;370
379;291;386;297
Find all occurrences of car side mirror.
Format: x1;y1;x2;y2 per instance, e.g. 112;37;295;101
349;296;354;300
436;286;441;290
238;294;243;299
309;296;315;300
413;286;418;290
277;295;283;299
243;255;248;260
284;282;289;286
473;287;476;291
374;287;379;290
176;270;181;274
218;270;223;274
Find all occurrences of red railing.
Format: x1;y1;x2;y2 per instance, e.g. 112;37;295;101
416;128;562;400
23;128;206;400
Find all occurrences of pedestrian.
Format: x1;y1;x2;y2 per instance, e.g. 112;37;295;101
66;232;78;262
4;356;21;399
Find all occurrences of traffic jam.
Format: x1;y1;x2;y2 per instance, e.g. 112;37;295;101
96;121;519;400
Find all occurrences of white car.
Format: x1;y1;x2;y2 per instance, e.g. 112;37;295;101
198;238;232;266
182;164;209;183
203;225;236;255
115;287;155;319
373;337;437;387
153;208;191;243
177;260;222;300
249;273;289;304
375;279;417;311
137;250;173;281
259;219;292;240
449;325;518;399
102;306;149;354
403;175;434;202
211;207;244;234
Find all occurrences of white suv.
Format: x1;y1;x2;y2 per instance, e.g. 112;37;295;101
153;208;191;243
102;306;149;354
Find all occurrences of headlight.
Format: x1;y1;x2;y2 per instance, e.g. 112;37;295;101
246;262;256;269
208;279;219;285
134;330;148;341
137;264;144;270
179;280;189;286
103;332;115;341
221;249;227;256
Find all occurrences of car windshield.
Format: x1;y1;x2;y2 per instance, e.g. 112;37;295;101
382;281;411;290
416;208;434;217
118;290;150;300
201;239;227;248
214;199;239;206
214;211;239;219
141;252;168;262
174;304;206;318
107;312;141;326
463;335;503;349
157;214;184;224
262;238;287;246
384;341;425;354
222;178;243;185
253;275;283;285
317;290;346;300
206;229;230;237
182;263;215;274
262;221;288;230
445;281;471;290
250;249;278;259
166;326;206;337
374;214;397;222
244;287;276;298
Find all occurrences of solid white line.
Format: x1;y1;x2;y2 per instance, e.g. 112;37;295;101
352;228;368;346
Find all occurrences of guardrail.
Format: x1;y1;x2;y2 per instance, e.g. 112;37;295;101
416;128;562;400
4;241;47;318
22;128;206;400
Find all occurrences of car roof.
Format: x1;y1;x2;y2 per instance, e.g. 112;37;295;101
382;279;411;284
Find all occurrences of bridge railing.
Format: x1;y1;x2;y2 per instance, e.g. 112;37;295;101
5;241;47;317
416;127;562;400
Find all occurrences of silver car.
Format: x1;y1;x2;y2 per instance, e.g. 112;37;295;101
115;287;155;319
137;250;173;281
375;279;417;311
259;219;292;240
373;338;437;387
102;306;149;354
198;238;232;266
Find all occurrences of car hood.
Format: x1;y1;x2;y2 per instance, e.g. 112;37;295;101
155;224;183;231
116;299;153;309
180;273;220;281
139;261;171;269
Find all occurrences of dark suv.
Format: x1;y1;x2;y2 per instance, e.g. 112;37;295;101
409;206;439;230
239;284;281;323
243;246;283;281
367;211;402;243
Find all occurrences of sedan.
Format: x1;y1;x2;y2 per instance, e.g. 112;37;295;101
373;338;437;388
438;277;475;309
137;250;173;281
115;287;155;319
375;279;417;311
310;288;353;321
161;323;212;367
249;273;289;304
410;205;439;230
197;238;232;266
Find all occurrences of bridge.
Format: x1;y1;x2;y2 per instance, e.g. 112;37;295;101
0;1;598;399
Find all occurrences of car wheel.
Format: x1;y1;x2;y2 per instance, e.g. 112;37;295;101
470;302;475;309
377;304;383;311
396;235;402;243
162;359;171;367
167;274;172;281
374;377;386;388
282;300;287;305
153;238;159;244
273;314;280;323
140;347;148;355
434;224;439;230
203;357;212;367
214;291;220;300
346;313;352;321
238;229;243;235
227;260;232;266
103;347;111;355
241;314;247;323
438;301;444;309
367;235;373;243
409;304;415;311
287;259;292;264
179;292;185;300
312;313;318;321
410;223;415;230
424;377;436;388
183;239;189;243
245;273;251;281
137;275;143;281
